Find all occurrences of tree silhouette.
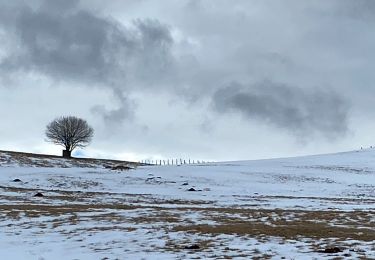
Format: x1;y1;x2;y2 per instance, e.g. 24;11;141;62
45;116;94;158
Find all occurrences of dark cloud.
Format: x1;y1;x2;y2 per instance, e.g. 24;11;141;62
91;89;136;125
333;0;375;21
1;1;174;83
0;0;174;123
212;81;349;139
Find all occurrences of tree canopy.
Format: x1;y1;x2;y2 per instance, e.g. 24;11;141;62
45;116;94;155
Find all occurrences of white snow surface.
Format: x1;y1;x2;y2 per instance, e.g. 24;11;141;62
0;149;374;259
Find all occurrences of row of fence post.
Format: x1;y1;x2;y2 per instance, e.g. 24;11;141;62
139;159;209;165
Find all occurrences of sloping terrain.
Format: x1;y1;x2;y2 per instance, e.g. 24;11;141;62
0;150;139;168
0;149;374;259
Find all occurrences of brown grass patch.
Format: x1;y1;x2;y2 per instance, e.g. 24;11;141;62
172;213;375;242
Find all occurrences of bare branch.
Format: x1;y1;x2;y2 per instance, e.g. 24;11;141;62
45;116;94;154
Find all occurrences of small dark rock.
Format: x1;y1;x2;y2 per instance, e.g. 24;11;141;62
12;179;22;182
34;192;44;197
184;244;200;250
320;247;343;253
182;182;189;186
187;188;196;191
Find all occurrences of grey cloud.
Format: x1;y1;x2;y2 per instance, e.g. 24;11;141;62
40;0;79;13
212;81;349;139
333;0;375;21
91;89;136;125
0;0;174;124
1;1;174;85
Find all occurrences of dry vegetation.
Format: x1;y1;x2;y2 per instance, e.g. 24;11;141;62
0;150;140;168
1;186;374;258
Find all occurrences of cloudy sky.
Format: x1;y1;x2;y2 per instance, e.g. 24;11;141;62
0;0;374;161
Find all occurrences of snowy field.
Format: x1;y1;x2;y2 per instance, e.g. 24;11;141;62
0;149;374;259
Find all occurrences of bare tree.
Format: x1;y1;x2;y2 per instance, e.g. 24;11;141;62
45;116;94;158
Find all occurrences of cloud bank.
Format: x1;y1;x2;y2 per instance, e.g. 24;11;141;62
0;0;175;122
213;81;349;139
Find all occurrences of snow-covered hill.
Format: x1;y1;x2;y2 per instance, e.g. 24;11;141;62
0;149;374;259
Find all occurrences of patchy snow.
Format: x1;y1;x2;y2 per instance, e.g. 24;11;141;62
0;149;374;259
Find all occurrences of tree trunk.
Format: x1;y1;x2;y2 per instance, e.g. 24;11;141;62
62;150;71;158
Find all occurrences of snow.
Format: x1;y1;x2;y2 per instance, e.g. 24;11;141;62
0;149;374;259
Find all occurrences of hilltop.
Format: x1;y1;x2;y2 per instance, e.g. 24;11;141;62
0;150;139;169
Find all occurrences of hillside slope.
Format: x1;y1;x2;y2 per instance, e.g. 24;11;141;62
0;149;374;259
0;150;139;168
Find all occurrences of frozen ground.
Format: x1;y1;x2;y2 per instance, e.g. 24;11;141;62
0;149;374;259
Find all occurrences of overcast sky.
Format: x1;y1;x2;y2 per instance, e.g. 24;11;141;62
0;0;374;161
